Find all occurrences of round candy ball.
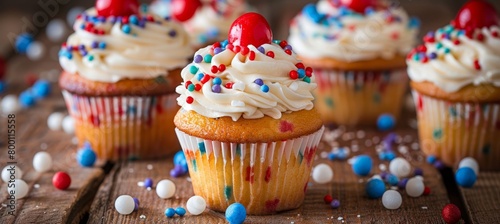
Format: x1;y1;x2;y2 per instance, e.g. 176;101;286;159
377;113;396;131
365;178;386;199
225;203;247;224
32;80;51;98
66;7;85;26
165;207;176;218
156;179;176;199
330;199;340;209
455;167;476;188
52;171;71;190
186;195;206;215
46;19;67;42
33;151;53;173
385;174;399;186
458;157;479;175
7;179;29;199
76;147;97;167
382;190;402;210
175;207;186;216
62;116;75;134
2;165;23;183
442;203;461;224
144;178;153;188
115;195;135;215
19;90;36;108
47;112;64;131
26;41;45;61
352;155;372;176
389;157;411;178
15;33;34;54
312;163;333;184
1;95;21;114
405;177;424;197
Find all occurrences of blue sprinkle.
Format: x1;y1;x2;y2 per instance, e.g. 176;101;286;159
212;85;221;93
365;7;375;15
426;155;437;164
261;84;269;93
225;203;246;224
0;81;6;93
365;178;385;198
408;17;420;28
164;16;171;21
257;46;265;54
175;207;186;216
385;174;399;186
80;50;87;57
303;4;325;23
15;33;34;54
144;178;153;188
168;30;177;37
330;199;340;209
197;73;204;81
221;40;229;48
214;47;223;54
284;45;293;51
377;114;396;131
253;78;264;86
129;15;139;25
455;167;476;188
272;40;281;44
165;208;176;218
77;146;97;167
297;69;306;78
99;42;106;49
327;152;336;161
91;41;98;49
78;44;85;50
194;55;203;63
335;148;349;160
429;52;437;59
133;197;139;211
32;80;51;98
122;25;131;34
173;151;187;170
352;155;372;176
97;16;106;23
213;77;222;85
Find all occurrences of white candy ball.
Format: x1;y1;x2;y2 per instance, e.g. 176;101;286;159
1;95;20;114
382;190;402;210
27;41;45;61
46;19;67;42
414;175;424;181
114;195;135;215
459;157;479;175
62;116;75;134
389;157;411;178
2;165;23;183
156;179;176;199
66;7;85;26
7;179;29;199
33;151;53;173
47;112;64;131
186;195;207;215
406;177;425;197
312;163;333;184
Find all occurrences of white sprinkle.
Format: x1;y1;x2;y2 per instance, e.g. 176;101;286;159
372;136;380;144
398;145;409;154
137;181;144;187
231;100;245;107
140;215;146;219
186;177;191;182
71;137;78;145
379;164;387;171
356;131;365;139
320;151;328;158
422;206;428;210
395;135;403;144
338;217;343;220
232;82;245;91
34;184;40;189
147;164;153;170
390;186;398;190
351;145;359;152
357;215;361;218
147;187;152;191
411;143;419;150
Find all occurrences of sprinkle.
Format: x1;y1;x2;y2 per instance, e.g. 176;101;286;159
429;52;437;59
218;64;226;72
477;33;485;41
226;44;234;51
306;67;313;76
187;84;195;92
213;77;222;85
211;65;219;73
168;30;177;37
257;46;265;54
261;84;269;93
201;74;211;84
233;45;241;53
285;49;292;55
249;51;256;61
122;25;131;34
436;42;443;49
289;70;298;79
87;55;94;61
443;48;451;54
272;40;281;44
189;66;199;74
146;15;154;22
297;69;306;78
122;16;129;24
241;46;249;55
330;200;340;209
266;51;275;58
204;54;212;63
186;96;194;104
165;208;176;218
212;85;221;93
492;31;499;37
196;73;204;81
98;42;106;49
214;47;223;54
296;63;305;69
474;59;481;70
284;45;293;51
254;78;264;86
225;82;233;89
303;77;311;83
129;15;139;25
185;81;192;88
195;84;202;91
194;55;203;63
279;40;288;48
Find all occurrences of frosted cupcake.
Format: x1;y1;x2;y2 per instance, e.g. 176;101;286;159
408;0;500;170
288;0;419;125
151;0;247;47
174;13;324;214
59;0;193;160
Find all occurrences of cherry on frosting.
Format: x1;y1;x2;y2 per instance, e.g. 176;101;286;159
171;0;202;22
95;0;139;17
228;12;272;47
453;0;499;30
334;0;378;14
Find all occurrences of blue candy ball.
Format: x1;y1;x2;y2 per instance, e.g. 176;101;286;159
385;174;399;186
352;155;372;176
32;80;51;98
426;155;437;164
327;152;336;161
15;33;34;54
173;151;188;172
77;147;97;167
365;178;386;198
455;167;476;188
377;113;396;131
225;203;246;224
19;90;36;108
175;207;186;217
0;81;6;93
165;207;175;218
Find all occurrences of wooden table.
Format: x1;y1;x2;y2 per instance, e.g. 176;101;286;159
1;2;500;223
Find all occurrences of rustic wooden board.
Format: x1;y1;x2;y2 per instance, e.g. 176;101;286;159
460;172;500;224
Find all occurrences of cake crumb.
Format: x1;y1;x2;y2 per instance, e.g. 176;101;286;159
422;206;428;210
357;215;361;218
147;164;153;170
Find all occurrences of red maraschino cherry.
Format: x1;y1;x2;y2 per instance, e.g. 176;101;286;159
333;0;377;14
228;12;272;47
95;0;139;17
454;0;499;30
171;0;202;22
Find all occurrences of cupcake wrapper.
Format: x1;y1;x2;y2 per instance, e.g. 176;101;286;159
313;69;408;125
175;126;325;215
412;90;500;170
62;90;179;160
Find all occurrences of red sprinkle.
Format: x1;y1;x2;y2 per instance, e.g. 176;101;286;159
211;65;218;73
477;33;485;41
306;67;313;77
121;17;129;24
391;32;400;40
218;64;226;72
249;51;256;61
233;45;241;53
185;81;192;88
201;74;211;84
225;82;233;89
423;36;435;43
85;22;94;30
147;15;155;22
241;46;249;55
186;96;194;104
285;49;292;55
422;57;429;63
417;45;427;52
474;59;481;70
453;39;461;45
266;51;275;58
194;83;202;91
97;29;105;35
279;40;288;48
324;195;333;204
289;70;298;79
296;63;305;69
493;31;499;37
213;42;221;48
227;44;234;51
423;186;431;195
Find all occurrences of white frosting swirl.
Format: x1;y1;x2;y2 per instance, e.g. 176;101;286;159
59;8;192;83
176;43;317;121
288;0;418;62
408;26;500;92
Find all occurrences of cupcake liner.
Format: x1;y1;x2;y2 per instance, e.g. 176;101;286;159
412;90;500;170
313;68;408;125
62;90;180;160
175;126;325;215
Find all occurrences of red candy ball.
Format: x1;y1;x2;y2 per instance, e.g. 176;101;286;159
323;194;333;204
336;0;377;14
53;171;72;190
442;204;461;224
454;0;499;30
171;0;202;22
228;12;273;47
95;0;139;17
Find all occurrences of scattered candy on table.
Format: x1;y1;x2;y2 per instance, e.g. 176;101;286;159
15;33;34;54
156;179;176;199
115;195;136;215
382;190;402;210
351;154;372;176
77;143;97;167
46;19;68;42
0;81;6;93
312;163;333;184
165;207;176;218
323;194;333;204
1;165;23;182
442;203;461;224
144;178;153;188
328;147;350;160
19;90;36;108
171;151;188;177
62;115;75;134
52;171;72;190
175;207;186;217
376;113;396;131
47;112;64;131
1;95;20;114
458;157;479;175
26;41;45;61
186;195;206;215
225;203;247;224
389;157;411;178
365;178;385;199
33;151;53;173
7;179;29;199
133;197;139;211
32;79;51;98
405;177;424;197
385;174;399;186
455;167;476;188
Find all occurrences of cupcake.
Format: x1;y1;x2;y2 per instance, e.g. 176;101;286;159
174;13;324;214
151;0;247;48
59;0;193;160
407;0;500;170
288;0;419;125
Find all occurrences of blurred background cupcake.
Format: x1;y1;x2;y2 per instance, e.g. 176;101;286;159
288;0;419;126
174;13;324;214
150;0;247;48
59;0;193;160
407;0;500;170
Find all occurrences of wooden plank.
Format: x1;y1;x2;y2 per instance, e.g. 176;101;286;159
460;172;500;224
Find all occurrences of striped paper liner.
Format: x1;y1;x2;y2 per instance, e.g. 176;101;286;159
413;90;500;170
175;126;325;215
313;69;408;125
62;90;180;161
